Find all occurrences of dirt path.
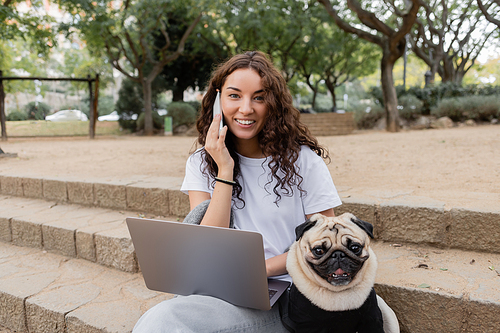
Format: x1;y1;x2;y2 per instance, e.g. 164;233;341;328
1;125;499;209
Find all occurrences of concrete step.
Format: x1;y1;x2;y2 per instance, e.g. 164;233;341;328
299;113;355;136
2;175;500;255
0;241;171;333
0;195;179;273
1;239;499;333
373;241;500;332
1;176;500;332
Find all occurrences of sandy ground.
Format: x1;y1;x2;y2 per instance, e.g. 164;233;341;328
0;126;499;332
1;125;499;209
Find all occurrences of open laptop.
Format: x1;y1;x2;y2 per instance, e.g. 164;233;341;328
126;217;291;311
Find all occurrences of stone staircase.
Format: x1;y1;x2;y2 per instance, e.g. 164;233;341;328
0;175;499;332
300;112;356;136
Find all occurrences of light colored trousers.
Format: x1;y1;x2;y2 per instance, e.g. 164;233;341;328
133;294;290;333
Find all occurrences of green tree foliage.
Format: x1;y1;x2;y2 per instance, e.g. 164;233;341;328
291;4;379;111
319;0;421;132
59;0;202;135
410;0;497;85
1;0;55;57
154;7;227;101
58;47;114;96
206;0;315;82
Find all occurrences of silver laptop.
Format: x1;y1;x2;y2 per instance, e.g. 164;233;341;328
126;217;290;310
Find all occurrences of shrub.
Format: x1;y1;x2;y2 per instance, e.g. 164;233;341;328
115;79;143;131
136;111;164;130
398;94;424;121
7;110;27;121
167;102;198;128
368;85;407;107
352;103;385;129
431;95;500;122
25;102;51;120
184;101;201;114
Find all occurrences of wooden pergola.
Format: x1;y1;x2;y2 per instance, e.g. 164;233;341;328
0;70;100;140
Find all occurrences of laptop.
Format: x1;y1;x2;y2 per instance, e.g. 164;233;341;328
126;217;291;310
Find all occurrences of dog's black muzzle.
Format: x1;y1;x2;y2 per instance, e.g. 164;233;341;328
311;250;368;286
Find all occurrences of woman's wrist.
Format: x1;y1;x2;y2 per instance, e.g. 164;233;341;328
217;168;234;181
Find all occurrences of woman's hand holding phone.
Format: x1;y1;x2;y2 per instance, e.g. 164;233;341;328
206;95;234;178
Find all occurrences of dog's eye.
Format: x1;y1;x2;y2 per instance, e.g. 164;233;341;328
349;244;362;254
312;247;325;257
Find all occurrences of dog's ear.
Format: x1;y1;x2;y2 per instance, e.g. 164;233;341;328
350;216;374;239
295;219;317;241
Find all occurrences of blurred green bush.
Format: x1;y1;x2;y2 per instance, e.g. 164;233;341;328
25;102;50;120
167;102;198;128
431;95;500;122
6;110;28;121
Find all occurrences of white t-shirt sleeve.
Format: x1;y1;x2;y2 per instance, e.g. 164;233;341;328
180;150;214;195
298;146;342;215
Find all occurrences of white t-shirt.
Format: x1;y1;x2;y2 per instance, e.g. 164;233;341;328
181;145;342;263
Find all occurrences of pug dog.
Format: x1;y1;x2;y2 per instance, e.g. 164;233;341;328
281;213;399;333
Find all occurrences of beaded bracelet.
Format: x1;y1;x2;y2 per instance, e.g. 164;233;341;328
214;177;237;186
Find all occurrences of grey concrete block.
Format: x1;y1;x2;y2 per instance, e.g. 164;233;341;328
375;283;500;333
43;179;68;202
68;181;94;206
23;177;43;198
94;183;127;209
26;283;101;333
95;226;138;273
42;224;76;257
11;218;43;249
375;284;465;333
65;299;142;333
0;291;27;332
0;176;23;196
168;190;190;217
445;209;500;253
378;203;446;246
0;217;11;242
75;221;124;262
126;186;169;216
465;299;500;332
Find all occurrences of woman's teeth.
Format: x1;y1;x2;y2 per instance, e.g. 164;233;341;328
236;119;255;125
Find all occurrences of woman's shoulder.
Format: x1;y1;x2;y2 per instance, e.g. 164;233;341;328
185;147;207;167
298;145;322;159
296;145;328;169
187;147;205;160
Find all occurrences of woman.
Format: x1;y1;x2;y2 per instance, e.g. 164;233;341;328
133;51;342;332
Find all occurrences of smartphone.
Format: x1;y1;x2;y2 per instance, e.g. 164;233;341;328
213;91;224;133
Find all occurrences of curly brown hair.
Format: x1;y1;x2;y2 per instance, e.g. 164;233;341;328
196;51;329;206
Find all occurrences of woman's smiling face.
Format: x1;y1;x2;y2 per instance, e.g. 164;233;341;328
221;68;268;152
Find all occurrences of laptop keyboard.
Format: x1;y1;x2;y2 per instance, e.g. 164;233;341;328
268;289;278;300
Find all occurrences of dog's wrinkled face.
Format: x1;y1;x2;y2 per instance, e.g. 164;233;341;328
294;213;374;288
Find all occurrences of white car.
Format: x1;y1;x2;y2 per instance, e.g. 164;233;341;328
45;110;88;121
98;111;120;121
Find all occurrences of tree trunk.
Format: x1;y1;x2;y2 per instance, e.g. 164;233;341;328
325;78;337;112
311;89;318;109
143;79;153;136
454;71;465;85
381;55;400;132
305;79;318;109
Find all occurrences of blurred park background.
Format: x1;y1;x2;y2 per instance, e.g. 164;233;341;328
1;0;499;138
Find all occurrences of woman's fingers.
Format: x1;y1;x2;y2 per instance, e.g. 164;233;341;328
205;115;233;169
